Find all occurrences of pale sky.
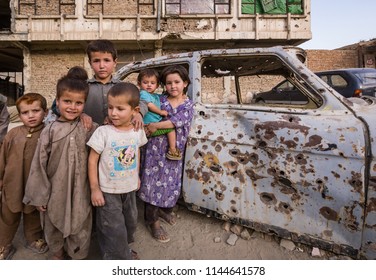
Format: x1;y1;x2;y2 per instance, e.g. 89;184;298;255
300;0;376;50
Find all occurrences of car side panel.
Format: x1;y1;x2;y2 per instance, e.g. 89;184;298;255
183;105;366;257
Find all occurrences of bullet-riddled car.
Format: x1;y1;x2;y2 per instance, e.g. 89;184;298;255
115;47;376;259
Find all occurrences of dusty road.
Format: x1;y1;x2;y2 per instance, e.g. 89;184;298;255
9;198;344;260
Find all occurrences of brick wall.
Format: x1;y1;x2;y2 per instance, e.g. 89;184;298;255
29;50;86;106
306;50;359;72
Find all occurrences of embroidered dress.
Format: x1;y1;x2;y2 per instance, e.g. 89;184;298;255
138;94;194;208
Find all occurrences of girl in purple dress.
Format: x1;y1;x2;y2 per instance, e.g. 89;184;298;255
138;65;194;243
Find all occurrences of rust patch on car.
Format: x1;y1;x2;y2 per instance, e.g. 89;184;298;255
247;153;259;165
215;191;225;201
245;168;265;181
260;192;277;205
276;202;293;214
193;149;202;159
343;204;360;232
233;186;242;194
224;160;239;172
203;189;210;195
295;153;307;165
367;197;376;212
201;171;211;183
349;172;363;193
279;181;296;195
185;168;195;179
203;153;222;173
230;206;239;215
216;181;227;192
319;206;338;221
214;144;222;152
189;138;198;147
304;135;322;147
267;167;277;176
255;121;310;140
280;137;298;149
217;136;224;141
323;230;333;237
331;171;340;179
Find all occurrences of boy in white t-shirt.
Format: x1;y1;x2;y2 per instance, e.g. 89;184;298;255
87;82;147;260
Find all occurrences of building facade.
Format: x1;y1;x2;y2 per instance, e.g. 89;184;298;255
0;0;311;104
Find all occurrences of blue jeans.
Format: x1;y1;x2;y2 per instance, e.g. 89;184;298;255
96;191;138;260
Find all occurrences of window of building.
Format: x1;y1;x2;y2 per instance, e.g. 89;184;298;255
241;0;304;15
18;0;76;15
86;0;154;16
166;0;230;15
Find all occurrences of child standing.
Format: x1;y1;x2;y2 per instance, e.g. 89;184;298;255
0;93;49;260
87;82;147;260
84;39;147;126
138;69;181;160
138;65;194;243
23;73;98;260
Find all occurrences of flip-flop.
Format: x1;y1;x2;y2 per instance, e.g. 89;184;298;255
151;225;170;243
158;210;177;226
25;239;49;254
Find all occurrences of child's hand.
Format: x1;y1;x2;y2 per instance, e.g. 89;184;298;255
131;113;144;131
37;205;47;212
91;188;105;207
160;110;168;117
80;113;93;130
145;123;157;136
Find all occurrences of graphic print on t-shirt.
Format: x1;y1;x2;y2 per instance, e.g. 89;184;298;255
108;140;137;179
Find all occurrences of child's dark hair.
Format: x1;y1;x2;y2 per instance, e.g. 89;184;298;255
160;65;190;93
16;93;47;113
137;68;160;84
86;39;117;61
56;72;89;100
107;82;140;109
67;66;88;81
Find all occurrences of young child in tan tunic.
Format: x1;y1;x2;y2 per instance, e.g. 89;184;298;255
23;71;98;260
0;93;49;260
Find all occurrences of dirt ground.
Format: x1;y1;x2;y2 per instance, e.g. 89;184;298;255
9;198;348;261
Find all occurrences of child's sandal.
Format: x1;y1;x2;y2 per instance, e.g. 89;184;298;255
166;148;182;160
0;244;16;260
26;239;49;254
